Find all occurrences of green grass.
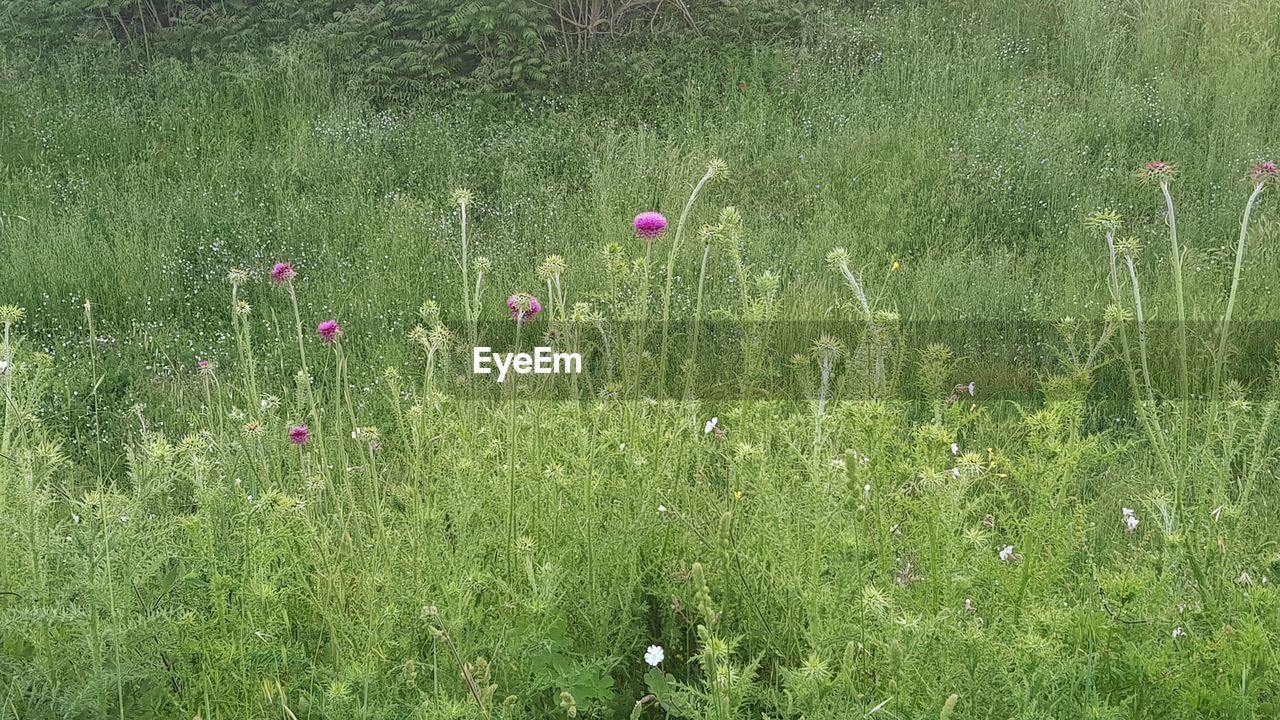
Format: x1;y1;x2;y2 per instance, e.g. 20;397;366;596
4;0;1280;717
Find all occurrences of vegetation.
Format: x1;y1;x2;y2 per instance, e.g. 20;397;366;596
3;0;1280;718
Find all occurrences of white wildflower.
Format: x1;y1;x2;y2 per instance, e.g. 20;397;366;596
644;645;665;666
999;545;1015;562
704;417;719;434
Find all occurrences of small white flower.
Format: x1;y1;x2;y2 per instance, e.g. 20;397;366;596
830;458;847;470
999;545;1015;562
1122;507;1139;533
119;515;129;524
964;598;974;613
644;645;665;666
951;442;959;456
71;513;81;524
967;381;976;396
1172;626;1185;639
657;505;667;514
619;443;626;451
260;399;269;409
0;360;10;376
863;483;871;494
704;417;719;434
951;467;961;479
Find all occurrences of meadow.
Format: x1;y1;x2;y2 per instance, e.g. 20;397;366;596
3;0;1280;718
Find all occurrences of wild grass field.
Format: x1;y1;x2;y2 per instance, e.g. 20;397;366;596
4;0;1280;718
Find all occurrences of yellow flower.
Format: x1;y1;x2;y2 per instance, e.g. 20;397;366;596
734;490;743;501
890;260;901;271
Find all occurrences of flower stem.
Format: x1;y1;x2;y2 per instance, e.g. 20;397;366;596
658;165;717;388
1160;182;1190;413
1213;182;1266;401
506;317;523;577
684;244;712;400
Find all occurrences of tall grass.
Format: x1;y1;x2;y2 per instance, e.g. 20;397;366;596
3;1;1280;718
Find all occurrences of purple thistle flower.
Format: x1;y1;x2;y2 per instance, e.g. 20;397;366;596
317;319;342;343
633;212;669;241
271;262;296;284
288;425;310;445
1251;161;1279;184
507;293;542;321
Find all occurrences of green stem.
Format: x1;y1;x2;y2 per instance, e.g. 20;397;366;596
684;244;712;400
1160;182;1190;429
1213;182;1265;401
658;165;718;387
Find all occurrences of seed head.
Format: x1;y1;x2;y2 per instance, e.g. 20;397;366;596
707;158;729;181
418;300;441;323
473;256;492;275
226;268;250;285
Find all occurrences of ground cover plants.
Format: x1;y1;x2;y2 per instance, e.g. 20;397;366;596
3;1;1280;718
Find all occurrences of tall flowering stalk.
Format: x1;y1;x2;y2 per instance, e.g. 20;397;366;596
1139;161;1189;410
536;255;568;322
227;269;259;409
505;293;540;576
1086;211;1123;302
811;335;846;457
1116;237;1156;406
684;207;740;399
452;189;476;342
658;160;727;387
272;262;322;439
1214;162;1277;397
826;247;884;394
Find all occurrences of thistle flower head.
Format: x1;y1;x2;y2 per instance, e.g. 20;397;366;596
235;300;251;316
1085;210;1123;234
633;211;668;240
536;255;567;280
450;188;474;208
197;359;216;375
825;247;851;270
427;324;453;349
409;325;431;349
707;158;729;181
418;300;441;323
1113;235;1142;257
1250;161;1279;185
811;335;847;363
226;268;250;285
473;256;492;275
317;319;342;343
0;305;25;325
1103;304;1134;324
1138;161;1178;185
507;293;542;321
754;270;780;295
288;425;310;445
270;262;296;284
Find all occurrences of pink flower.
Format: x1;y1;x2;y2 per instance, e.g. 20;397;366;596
317;319;342;343
270;262;296;284
507;293;542;321
633;212;669;240
288;425;310;445
1251;161;1279;184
